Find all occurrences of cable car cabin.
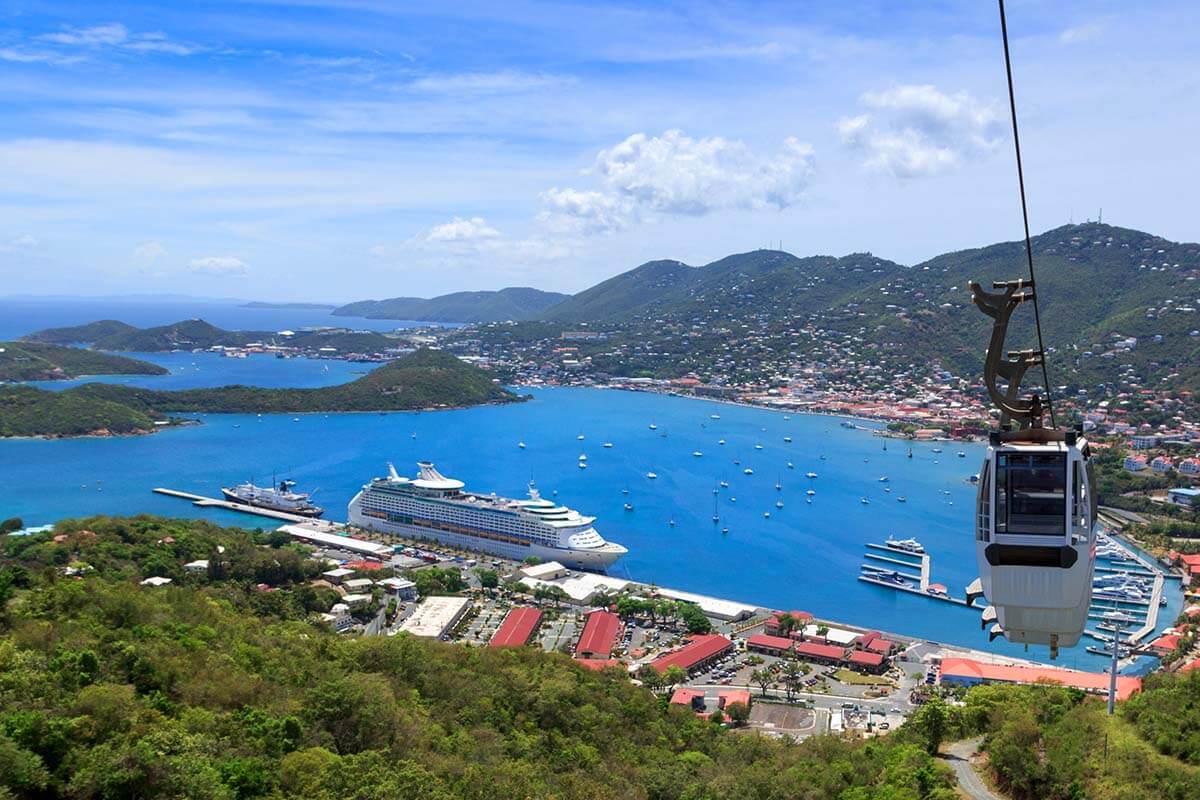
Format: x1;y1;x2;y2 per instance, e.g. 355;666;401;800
974;427;1096;655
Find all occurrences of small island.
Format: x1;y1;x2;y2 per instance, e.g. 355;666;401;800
0;341;168;382
0;348;523;438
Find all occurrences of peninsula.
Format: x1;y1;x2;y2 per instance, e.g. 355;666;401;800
0;349;522;438
0;341;167;382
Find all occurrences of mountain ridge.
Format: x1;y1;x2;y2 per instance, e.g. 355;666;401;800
334;286;568;322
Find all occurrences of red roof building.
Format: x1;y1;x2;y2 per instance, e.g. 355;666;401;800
747;633;796;656
865;637;896;655
344;560;386;571
846;650;887;673
718;688;751;711
576;610;622;659
651;634;734;674
1149;633;1184;654
489;607;543;648
574;658;621;671
793;641;847;664
939;657;1141;701
764;610;813;636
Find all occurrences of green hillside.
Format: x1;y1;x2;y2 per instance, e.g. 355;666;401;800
534;223;1200;391
1;515;1197;800
335;287;569;322
73;348;518;414
1;349;519;437
21;319;137;345
23;319;399;356
0;342;167;382
0;385;163;437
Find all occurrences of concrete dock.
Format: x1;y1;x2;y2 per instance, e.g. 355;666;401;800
153;487;331;525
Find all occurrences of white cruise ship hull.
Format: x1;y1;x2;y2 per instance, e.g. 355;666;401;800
348;495;626;571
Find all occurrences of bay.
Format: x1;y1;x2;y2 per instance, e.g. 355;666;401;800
1;348;1172;671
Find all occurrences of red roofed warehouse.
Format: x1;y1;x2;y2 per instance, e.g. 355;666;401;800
575;610;622;659
651;634;733;675
939;657;1141;701
793;641;846;666
489;607;543;648
846;650;886;674
747;633;795;657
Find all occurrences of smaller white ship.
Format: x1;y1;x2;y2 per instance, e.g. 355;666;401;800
885;536;925;554
646;472;658;479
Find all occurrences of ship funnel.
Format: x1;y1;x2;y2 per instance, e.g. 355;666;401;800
386;462;401;481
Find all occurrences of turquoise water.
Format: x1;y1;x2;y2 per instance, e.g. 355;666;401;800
2;346;1172;669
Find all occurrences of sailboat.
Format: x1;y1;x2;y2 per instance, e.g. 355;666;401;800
712;492;720;523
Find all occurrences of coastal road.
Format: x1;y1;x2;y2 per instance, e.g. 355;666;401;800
944;738;1004;800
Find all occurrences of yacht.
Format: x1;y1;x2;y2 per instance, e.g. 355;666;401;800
348;462;627;570
603;442;614;448
646;472;658;480
806;471;818;479
518;441;526;449
783;436;792;443
743;468;754;475
692;451;704;458
885;536;925;554
860;497;870;505
719;480;729;488
222;479;323;517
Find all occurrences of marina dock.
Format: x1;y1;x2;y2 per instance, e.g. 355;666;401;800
857;542;973;605
152;487;336;525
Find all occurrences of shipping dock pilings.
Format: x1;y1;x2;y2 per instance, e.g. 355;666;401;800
857;542;972;606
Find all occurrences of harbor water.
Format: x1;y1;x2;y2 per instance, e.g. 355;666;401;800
2;348;1178;670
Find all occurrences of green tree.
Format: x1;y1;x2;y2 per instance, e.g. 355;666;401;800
751;669;773;697
473;568;499;589
636;664;664;691
663;665;687;687
912;695;949;756
724;701;750;727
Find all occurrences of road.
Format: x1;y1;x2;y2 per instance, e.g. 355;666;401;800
944;738;1004;800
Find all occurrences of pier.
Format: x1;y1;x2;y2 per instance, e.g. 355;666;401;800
152;487;336;525
857;542;973;605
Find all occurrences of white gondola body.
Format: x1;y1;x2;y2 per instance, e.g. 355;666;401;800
974;433;1097;649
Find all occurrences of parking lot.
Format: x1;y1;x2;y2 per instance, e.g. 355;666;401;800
747;702;817;738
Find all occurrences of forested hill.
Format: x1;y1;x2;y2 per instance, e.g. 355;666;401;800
23;318;397;355
0;349;520;437
1;515;1199;800
334;287;569;322
537;223;1200;391
0;341;167;382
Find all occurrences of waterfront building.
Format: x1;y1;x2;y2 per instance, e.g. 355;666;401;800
846;650;887;674
398;596;472;638
938;657;1141;701
651;634;734;675
793;641;846;666
575;610;622;659
489;607;544;648
764;610;813;636
746;633;795;657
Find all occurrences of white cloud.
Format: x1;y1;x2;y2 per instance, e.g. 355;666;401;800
538;130;815;234
40;23;129;47
537;188;632;235
425;216;501;243
11;234;39;248
37;23;199;56
409;70;574;93
1060;22;1104;45
837;84;1002;178
368;244;389;258
0;47;84;65
133;241;167;261
188;255;247;275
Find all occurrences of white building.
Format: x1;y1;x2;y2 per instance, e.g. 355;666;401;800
184;559;209;573
379;577;418;600
397;596;472;638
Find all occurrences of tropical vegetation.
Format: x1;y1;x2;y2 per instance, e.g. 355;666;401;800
0;342;166;382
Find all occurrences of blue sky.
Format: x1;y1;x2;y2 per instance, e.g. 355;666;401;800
1;0;1197;301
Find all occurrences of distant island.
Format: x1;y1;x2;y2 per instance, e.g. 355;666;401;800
0;349;523;438
240;301;338;310
0;341;167;382
333;286;568;322
24;318;397;356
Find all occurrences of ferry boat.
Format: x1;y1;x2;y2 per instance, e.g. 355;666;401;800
885;536;925;554
348;462;627;571
222;479;324;517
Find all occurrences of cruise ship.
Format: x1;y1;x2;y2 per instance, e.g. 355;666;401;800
348;462;628;570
